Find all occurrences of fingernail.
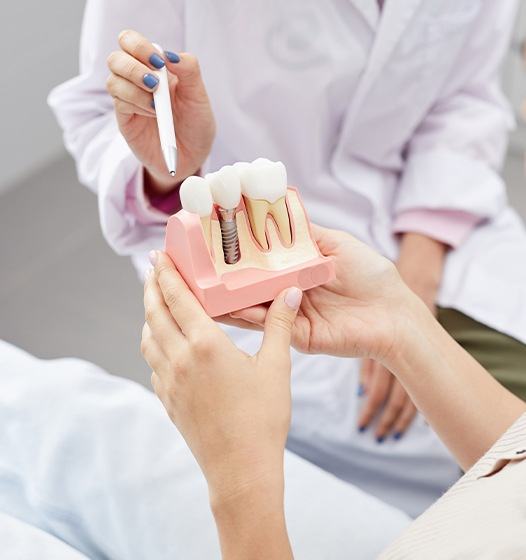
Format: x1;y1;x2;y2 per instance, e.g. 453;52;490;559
149;53;165;69
164;50;180;63
284;287;302;310
149;250;158;266
376;436;385;444
393;432;403;440
357;384;365;397
143;73;159;89
358;425;367;433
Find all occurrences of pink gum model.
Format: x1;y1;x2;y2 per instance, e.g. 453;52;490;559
165;187;335;317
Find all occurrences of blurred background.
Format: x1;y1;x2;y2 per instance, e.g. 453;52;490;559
1;2;525;387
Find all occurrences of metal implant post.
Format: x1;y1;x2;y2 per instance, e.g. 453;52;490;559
217;208;240;264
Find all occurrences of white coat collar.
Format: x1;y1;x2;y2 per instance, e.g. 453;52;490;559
343;0;424;129
350;0;380;29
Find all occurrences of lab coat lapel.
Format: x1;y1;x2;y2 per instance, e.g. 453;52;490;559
341;0;424;132
348;0;379;29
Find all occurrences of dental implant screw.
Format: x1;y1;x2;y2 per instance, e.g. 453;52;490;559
217;208;241;264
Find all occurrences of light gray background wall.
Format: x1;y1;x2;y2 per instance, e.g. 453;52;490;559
0;2;85;193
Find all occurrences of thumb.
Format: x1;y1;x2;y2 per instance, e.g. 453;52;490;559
259;287;302;359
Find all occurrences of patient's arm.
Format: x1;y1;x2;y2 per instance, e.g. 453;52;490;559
228;225;526;471
387;293;526;470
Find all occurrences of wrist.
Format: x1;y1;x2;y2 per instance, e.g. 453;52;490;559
384;289;437;375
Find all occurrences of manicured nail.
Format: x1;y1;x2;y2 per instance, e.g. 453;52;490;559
357;384;365;397
143;73;159;89
164;51;180;63
358;425;367;433
376;436;385;444
149;53;165;69
149;250;158;266
284;287;302;310
393;432;403;440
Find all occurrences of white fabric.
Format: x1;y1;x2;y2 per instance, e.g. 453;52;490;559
0;340;410;559
0;511;88;560
47;0;526;515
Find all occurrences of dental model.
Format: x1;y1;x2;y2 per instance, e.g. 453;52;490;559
164;159;335;317
207;165;242;265
179;175;214;250
237;159;292;251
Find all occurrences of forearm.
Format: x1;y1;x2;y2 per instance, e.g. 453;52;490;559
211;476;293;560
389;294;526;470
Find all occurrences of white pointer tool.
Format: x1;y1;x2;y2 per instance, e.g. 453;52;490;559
152;43;177;176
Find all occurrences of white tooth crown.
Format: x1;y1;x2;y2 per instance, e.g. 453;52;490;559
241;159;287;204
207;165;242;210
179;176;213;217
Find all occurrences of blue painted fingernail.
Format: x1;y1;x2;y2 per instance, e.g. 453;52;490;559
393;432;403;440
357;384;365;397
149;53;165;69
358;425;367;433
164;51;180;63
376;436;385;444
143;73;159;89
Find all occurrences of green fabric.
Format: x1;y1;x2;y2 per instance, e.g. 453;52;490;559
438;308;526;401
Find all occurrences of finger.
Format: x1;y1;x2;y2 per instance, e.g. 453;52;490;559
113;98;156;118
230;305;268;327
152;251;215;337
215;315;265;332
391;400;418;440
259;287;302;362
118;29;166;70
141;322;168;373
357;363;393;431
106;74;156;114
375;380;409;442
144;270;185;350
107;50;161;93
163;51;202;86
358;358;374;397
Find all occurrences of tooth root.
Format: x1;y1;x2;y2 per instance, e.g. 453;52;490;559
243;197;270;250
200;216;212;254
268;196;293;247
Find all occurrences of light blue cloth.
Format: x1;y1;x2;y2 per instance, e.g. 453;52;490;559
0;340;410;559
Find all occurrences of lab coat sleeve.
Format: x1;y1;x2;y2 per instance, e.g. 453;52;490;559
48;0;183;255
394;1;518;247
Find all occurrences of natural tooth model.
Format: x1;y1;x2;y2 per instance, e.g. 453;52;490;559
179;176;214;250
207;165;242;264
238;159;292;251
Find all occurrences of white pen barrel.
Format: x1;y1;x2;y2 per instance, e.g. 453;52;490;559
152;43;177;175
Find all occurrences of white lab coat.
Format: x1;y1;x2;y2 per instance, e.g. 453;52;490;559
49;0;526;516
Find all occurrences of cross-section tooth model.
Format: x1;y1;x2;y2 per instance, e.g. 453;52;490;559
237;159;292;250
164;158;335;317
179;175;213;250
207;165;242;264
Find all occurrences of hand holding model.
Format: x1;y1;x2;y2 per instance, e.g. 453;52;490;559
106;29;215;193
142;226;525;559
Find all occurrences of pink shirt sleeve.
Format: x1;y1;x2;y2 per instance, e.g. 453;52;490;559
393;209;482;248
125;168;182;224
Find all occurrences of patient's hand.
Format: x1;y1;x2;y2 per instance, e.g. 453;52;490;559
228;225;413;369
142;251;301;511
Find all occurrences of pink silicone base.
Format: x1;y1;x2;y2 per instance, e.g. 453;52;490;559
165;188;335;317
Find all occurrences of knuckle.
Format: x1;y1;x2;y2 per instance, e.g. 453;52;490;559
105;74;115;92
163;287;181;311
140;337;150;357
144;307;156;325
188;334;213;357
271;311;293;332
106;51;119;69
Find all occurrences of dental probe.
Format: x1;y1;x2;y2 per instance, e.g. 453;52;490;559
152;43;177;176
